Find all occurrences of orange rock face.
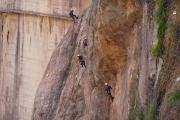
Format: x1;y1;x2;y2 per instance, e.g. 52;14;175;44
33;0;143;120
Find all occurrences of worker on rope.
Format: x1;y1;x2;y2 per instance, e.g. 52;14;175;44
83;38;87;46
105;83;114;102
77;55;86;67
69;8;78;23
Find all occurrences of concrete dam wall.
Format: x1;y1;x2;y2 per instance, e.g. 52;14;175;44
0;0;91;120
0;0;90;17
0;13;72;120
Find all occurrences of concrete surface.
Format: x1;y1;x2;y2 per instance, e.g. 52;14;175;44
0;0;91;16
0;13;72;120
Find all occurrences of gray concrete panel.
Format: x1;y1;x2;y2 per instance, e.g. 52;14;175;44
0;13;72;120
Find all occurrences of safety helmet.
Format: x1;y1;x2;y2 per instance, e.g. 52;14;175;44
77;54;80;56
105;83;108;85
85;38;87;39
71;8;73;11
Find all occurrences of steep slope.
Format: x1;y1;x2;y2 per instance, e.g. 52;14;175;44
33;0;143;120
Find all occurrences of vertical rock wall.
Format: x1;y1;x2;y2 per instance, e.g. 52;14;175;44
32;0;148;120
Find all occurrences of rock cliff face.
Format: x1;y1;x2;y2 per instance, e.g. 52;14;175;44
33;0;180;120
33;0;143;120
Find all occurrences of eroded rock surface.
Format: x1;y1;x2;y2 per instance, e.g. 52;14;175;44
33;0;144;120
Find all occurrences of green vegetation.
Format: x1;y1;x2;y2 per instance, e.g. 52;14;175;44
78;84;81;89
151;0;165;58
88;17;92;26
169;90;180;107
157;18;165;41
128;95;136;120
157;0;164;8
156;0;165;42
169;99;175;107
92;30;95;40
149;103;156;120
128;95;144;120
137;108;144;120
90;52;94;59
151;42;163;57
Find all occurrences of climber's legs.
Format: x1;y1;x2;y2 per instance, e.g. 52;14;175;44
80;60;85;67
71;16;76;23
108;92;114;102
74;14;78;19
71;15;78;23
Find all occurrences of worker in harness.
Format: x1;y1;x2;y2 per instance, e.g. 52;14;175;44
105;83;114;102
77;55;85;67
69;8;78;23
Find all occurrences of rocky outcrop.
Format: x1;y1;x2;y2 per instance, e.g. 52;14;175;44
33;0;144;120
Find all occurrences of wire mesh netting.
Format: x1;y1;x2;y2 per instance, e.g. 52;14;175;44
129;0;180;120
